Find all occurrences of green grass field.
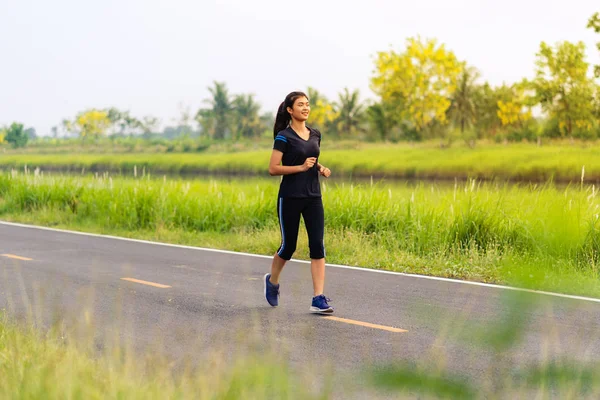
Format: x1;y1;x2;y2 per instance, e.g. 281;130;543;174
1;140;597;183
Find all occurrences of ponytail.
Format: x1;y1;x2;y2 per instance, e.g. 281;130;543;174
273;102;291;139
273;91;309;139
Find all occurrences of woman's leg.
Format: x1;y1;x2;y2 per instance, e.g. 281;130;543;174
310;258;325;297
270;197;301;284
303;197;326;296
269;254;287;285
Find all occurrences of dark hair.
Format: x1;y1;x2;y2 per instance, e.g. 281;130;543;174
273;91;308;138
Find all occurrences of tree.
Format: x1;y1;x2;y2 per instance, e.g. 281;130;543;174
473;84;501;138
106;107;124;133
5;122;29;148
75;109;111;140
306;87;324;108
140;116;160;134
497;100;532;128
532;41;597;138
260;111;275;135
106;108;143;135
333;88;364;138
496;81;533;129
51;126;58;138
365;101;397;141
61;119;74;137
232;94;264;139
595;85;600;119
306;87;338;133
195;109;214;138
175;103;195;136
455;81;537;142
588;12;600;77
121;114;142;135
448;65;480;135
371;37;462;137
195;81;234;139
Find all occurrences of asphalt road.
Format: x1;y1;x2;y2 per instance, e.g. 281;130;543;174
1;220;600;398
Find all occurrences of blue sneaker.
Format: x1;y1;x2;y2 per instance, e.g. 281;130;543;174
264;273;279;307
310;294;333;314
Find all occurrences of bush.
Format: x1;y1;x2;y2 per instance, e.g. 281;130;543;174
5;123;29;148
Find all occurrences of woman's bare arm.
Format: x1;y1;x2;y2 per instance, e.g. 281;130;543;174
269;150;315;176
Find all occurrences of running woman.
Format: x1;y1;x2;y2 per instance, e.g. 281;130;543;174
263;91;333;314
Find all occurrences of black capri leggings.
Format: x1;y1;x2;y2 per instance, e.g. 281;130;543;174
276;196;325;260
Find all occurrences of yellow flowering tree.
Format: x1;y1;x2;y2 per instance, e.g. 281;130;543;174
306;87;339;133
497;100;531;128
371;37;462;136
75;109;111;140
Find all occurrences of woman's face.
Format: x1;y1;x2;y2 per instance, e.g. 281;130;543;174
287;96;310;122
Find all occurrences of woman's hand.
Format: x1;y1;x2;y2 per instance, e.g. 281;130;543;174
302;157;317;172
319;165;331;178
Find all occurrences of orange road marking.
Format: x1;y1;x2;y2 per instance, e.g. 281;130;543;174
324;316;407;333
121;277;171;288
1;253;33;261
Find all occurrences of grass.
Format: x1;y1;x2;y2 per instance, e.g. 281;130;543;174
1;140;600;182
0;313;325;399
3;289;600;399
1;171;600;297
370;290;600;399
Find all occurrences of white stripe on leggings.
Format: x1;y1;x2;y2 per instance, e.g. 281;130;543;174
277;197;285;256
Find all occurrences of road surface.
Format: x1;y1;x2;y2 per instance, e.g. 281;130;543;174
1;221;599;397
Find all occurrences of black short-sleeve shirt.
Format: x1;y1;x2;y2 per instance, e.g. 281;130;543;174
273;126;321;198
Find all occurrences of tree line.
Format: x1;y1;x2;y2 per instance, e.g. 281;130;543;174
3;12;599;148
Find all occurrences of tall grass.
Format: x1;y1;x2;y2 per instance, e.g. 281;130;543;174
2;141;600;182
0;313;324;399
1;171;600;296
3;288;600;399
368;291;600;399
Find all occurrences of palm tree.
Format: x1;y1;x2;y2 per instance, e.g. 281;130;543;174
232;94;263;139
366;102;391;141
196;81;233;139
307;87;323;106
334;88;364;138
448;66;480;135
195;109;214;138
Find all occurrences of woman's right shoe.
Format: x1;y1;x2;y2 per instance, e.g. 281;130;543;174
310;294;333;314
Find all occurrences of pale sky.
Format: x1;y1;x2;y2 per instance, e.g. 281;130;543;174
1;0;598;135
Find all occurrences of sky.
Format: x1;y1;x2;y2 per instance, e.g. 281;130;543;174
1;0;598;135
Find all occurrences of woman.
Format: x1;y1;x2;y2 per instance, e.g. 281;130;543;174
263;91;333;314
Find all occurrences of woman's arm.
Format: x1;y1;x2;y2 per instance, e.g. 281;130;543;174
317;162;331;178
269;150;315;176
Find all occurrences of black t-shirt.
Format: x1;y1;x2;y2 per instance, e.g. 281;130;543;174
273;126;321;198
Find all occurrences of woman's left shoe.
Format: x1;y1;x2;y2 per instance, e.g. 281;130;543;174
264;273;280;307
